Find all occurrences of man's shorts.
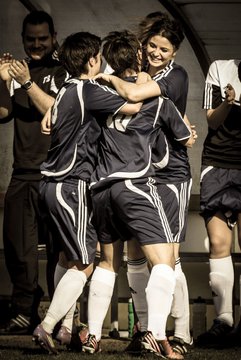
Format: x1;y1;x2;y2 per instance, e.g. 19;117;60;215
200;166;241;224
39;178;98;264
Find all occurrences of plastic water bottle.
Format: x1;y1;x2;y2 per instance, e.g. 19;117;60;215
192;296;206;340
128;298;134;338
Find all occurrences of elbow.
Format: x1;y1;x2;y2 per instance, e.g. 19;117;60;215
123;92;141;103
130;102;142;114
129;95;141;103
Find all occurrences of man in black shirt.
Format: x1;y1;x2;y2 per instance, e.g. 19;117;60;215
0;10;67;334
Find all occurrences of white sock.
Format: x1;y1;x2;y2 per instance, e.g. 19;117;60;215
171;259;191;343
146;264;175;340
61;304;75;333
127;257;149;332
54;263;68;288
209;256;234;326
88;266;116;341
53;263;75;332
42;269;87;334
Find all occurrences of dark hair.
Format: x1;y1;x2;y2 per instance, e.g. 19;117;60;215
137;11;169;40
22;10;55;37
58;32;101;77
102;30;141;76
141;16;184;50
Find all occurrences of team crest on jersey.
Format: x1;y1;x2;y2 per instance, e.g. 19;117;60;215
43;75;51;83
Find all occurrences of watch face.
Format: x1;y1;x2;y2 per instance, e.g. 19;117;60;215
22;80;32;90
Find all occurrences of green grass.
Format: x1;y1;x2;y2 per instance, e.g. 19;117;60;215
1;336;241;360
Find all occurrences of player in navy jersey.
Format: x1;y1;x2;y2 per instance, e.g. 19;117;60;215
83;30;194;359
94;14;195;354
32;32;142;354
0;11;67;335
196;60;241;348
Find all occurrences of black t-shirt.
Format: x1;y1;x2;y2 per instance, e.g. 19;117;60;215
8;53;67;179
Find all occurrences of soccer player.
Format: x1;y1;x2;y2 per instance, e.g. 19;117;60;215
196;60;241;347
32;31;141;354
82;30;194;359
94;14;195;355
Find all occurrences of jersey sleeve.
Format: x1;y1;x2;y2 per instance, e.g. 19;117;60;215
203;61;222;109
160;98;191;141
83;80;127;116
49;66;69;98
155;66;189;115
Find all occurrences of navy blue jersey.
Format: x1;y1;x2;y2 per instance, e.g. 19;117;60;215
202;59;241;169
153;60;188;117
152;60;191;182
41;78;126;182
90;76;191;190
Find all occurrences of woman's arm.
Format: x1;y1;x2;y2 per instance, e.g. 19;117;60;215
207;83;235;130
94;72;161;102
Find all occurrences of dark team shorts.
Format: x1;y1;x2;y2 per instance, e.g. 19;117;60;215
200;166;241;224
155;178;192;243
39;178;98;264
91;186;131;244
92;177;191;245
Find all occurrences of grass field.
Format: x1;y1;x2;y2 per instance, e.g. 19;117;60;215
1;335;241;360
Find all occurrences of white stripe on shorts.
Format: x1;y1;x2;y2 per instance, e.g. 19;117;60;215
78;180;89;264
125;178;173;243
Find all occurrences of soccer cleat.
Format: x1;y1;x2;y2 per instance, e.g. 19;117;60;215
0;314;31;335
124;330;143;354
159;339;184;359
140;331;165;356
215;321;241;348
82;334;101;354
32;324;58;355
196;319;233;348
168;336;193;355
78;322;89;343
55;325;72;346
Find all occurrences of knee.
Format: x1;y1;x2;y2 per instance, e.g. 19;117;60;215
209;237;231;257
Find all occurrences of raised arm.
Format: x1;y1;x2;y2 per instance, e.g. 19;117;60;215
206;83;235;130
8;59;55;115
117;71;151;115
94;72;161;102
0;53;13;119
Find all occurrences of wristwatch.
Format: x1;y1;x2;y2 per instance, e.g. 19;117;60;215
21;79;33;90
